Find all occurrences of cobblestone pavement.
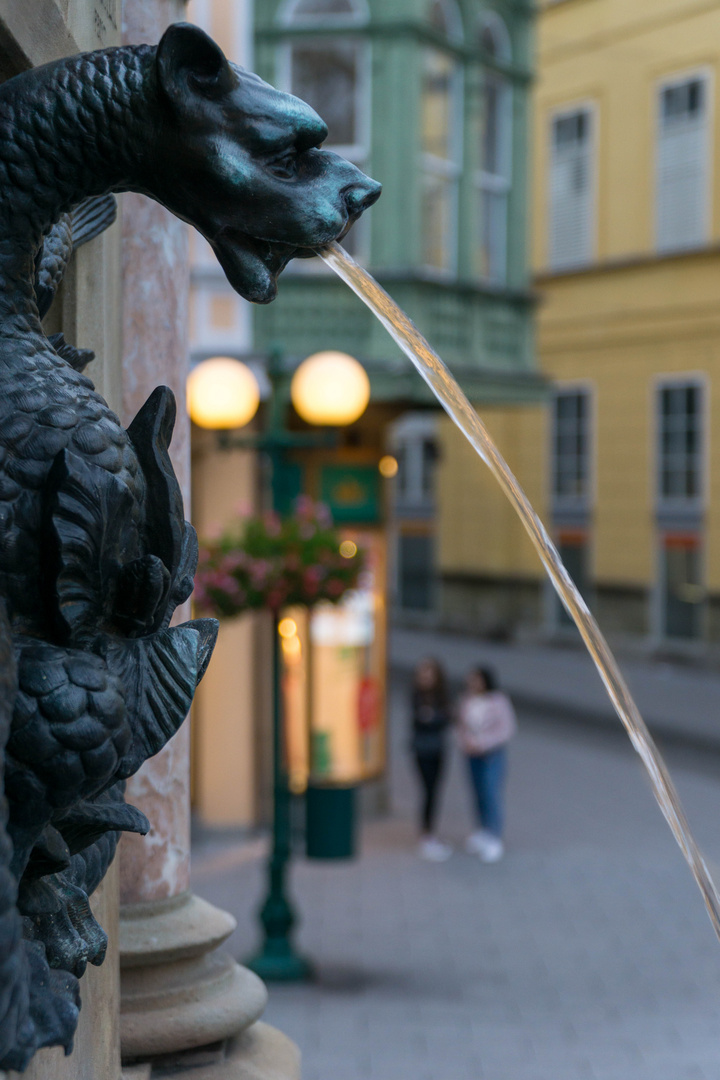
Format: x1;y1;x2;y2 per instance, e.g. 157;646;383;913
192;671;720;1080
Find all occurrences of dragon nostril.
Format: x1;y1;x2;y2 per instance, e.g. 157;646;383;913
344;180;382;216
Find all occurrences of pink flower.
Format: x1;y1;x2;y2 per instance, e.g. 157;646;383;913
233;499;254;518
294;494;314;518
327;579;344;597
249;558;271;585
263;511;281;537
222;551;247;572
315;502;332;527
299;523;316;540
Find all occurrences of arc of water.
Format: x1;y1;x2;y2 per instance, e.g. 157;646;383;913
319;240;720;940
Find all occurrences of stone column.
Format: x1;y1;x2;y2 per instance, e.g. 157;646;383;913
117;4;299;1077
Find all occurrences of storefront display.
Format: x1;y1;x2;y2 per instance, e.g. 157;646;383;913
282;528;386;791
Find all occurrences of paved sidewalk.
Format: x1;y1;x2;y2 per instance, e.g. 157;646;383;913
192;668;720;1080
391;626;720;750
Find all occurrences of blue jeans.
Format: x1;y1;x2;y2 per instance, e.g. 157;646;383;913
467;747;508;838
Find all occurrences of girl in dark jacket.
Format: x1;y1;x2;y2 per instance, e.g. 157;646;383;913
410;657;452;861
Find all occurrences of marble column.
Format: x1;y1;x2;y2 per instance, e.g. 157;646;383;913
117;4;299;1077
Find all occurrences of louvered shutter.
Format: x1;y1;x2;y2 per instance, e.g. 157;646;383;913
656;77;708;252
549;110;593;270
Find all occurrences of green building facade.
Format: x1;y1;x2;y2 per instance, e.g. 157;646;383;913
253;0;540;406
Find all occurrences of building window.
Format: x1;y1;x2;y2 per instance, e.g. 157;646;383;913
552;388;591;507
427;0;463;41
656;73;710;253
398;532;435;610
660;534;704;639
548;107;594;270
421;1;463;273
657;380;703;505
476;15;512;284
279;0;369;258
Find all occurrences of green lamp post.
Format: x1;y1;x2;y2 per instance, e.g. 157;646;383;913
187;348;370;980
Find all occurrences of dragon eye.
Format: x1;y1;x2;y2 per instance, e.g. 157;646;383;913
269;150;299;179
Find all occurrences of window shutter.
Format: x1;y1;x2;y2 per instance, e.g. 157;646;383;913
549;110;593;270
656;77;708;252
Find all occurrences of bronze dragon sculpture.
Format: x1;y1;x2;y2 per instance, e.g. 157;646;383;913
0;22;380;1070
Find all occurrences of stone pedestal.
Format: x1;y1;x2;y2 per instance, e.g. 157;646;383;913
120;893;267;1060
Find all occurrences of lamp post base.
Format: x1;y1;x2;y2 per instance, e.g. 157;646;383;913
246;946;312;983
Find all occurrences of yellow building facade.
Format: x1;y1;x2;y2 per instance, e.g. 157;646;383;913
439;0;720;644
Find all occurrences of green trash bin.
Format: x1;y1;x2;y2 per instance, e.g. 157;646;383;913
305;783;357;860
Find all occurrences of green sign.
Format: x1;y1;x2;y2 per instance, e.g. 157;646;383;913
320;465;380;523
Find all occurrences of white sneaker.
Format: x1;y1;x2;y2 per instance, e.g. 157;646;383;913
419;837;452;862
465;830;488;855
478;835;504;863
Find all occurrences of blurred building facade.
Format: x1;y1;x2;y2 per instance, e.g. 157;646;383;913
442;0;720;647
188;0;541;829
254;0;539;621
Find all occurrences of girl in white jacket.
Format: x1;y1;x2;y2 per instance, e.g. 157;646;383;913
457;666;517;862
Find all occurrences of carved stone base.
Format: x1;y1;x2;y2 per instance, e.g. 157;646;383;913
120;892;267;1060
145;1023;300;1080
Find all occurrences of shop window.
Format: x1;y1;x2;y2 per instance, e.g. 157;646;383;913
552;387;591;508
657;380;703;505
548;106;594;270
280;0;369;258
656;73;709;253
399;532;435;610
660;534;704;639
476;14;512;284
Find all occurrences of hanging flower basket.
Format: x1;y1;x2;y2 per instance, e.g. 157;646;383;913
194;496;365;617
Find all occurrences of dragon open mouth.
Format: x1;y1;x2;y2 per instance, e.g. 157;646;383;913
211;214;361;305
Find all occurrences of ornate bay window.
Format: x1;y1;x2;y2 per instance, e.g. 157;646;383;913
254;0;537;383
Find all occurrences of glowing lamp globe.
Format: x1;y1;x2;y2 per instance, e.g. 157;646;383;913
187;357;260;430
291;351;370;426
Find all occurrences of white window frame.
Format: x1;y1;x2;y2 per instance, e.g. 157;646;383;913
278;0;369;28
419;47;464;276
550;381;595;517
189;284;253;354
547;100;597;271
428;0;464;44
277;36;371;164
654;373;708;515
654;67;713;254
477;10;512;63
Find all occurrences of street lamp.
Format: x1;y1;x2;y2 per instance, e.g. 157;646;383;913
290;350;370;427
188;350;370;981
186;356;261;430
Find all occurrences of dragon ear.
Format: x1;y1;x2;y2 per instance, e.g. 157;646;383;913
157;23;235;106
